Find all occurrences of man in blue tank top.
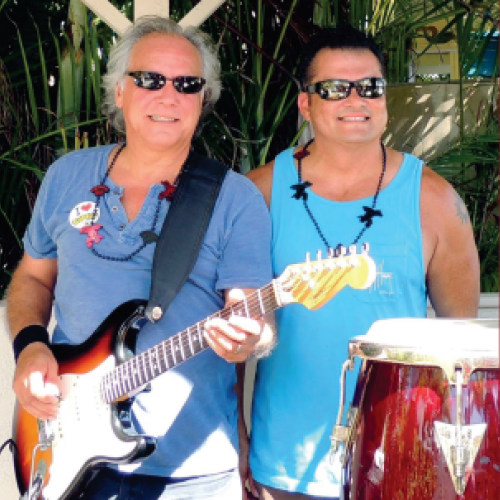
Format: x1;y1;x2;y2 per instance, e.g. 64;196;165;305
245;25;479;500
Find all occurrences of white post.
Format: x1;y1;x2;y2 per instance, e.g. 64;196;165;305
81;0;227;33
81;0;132;35
135;0;170;21
178;0;226;28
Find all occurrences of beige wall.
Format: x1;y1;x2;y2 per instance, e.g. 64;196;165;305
384;81;495;161
0;303;17;499
1;297;498;498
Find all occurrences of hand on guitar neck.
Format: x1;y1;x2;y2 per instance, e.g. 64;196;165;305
204;288;271;362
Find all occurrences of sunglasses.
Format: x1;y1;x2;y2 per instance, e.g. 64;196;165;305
127;71;206;94
305;77;386;101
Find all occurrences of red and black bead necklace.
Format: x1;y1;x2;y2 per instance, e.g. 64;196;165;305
81;144;181;261
291;139;386;253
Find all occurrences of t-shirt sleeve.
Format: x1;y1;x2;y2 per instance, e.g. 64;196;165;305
216;178;272;292
23;166;58;259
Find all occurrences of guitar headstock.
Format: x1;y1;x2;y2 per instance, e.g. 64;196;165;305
276;244;376;310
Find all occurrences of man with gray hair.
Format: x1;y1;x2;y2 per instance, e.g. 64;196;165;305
8;16;273;500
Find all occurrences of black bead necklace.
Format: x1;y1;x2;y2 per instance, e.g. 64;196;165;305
291;139;386;253
81;144;182;262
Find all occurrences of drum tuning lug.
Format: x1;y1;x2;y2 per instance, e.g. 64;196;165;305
434;367;488;495
305;252;311;263
330;425;350;452
316;250;322;261
337;245;347;256
348;245;357;255
362;242;370;254
328;247;335;258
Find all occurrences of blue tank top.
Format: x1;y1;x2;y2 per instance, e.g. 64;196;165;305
249;148;427;497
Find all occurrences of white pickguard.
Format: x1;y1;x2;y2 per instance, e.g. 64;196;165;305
41;356;138;500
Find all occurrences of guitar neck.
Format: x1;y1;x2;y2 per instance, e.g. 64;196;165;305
101;282;279;403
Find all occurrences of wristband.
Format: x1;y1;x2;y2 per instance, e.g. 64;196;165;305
13;325;50;363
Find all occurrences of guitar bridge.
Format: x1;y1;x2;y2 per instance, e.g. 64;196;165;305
37;419;56;450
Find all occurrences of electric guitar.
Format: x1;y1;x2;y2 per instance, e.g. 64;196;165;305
14;248;376;500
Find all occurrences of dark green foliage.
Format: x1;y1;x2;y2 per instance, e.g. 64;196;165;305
0;0;498;295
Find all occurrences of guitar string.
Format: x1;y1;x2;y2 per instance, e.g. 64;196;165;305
105;262;358;399
139;291;274;365
104;284;278;398
106;296;275;401
106;262;357;398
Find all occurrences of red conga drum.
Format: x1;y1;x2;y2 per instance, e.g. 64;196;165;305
331;318;499;500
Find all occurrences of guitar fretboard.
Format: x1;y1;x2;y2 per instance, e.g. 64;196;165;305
101;282;279;403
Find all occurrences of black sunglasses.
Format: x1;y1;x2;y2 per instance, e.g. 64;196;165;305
127;71;206;94
305;77;386;101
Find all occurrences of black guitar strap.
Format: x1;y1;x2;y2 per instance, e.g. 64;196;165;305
145;150;228;323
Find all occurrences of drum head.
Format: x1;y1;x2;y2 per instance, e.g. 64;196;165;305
349;318;499;382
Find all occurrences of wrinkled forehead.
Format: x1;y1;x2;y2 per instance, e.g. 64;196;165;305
308;48;384;83
130;32;203;73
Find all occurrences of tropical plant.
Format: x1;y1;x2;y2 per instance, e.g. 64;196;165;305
0;0;113;295
1;0;498;296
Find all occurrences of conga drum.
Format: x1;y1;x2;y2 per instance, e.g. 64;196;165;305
331;318;499;500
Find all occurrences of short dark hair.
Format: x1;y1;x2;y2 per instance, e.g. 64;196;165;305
297;24;385;88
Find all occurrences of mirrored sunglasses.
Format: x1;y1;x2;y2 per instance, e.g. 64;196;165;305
127;71;206;94
305;77;386;101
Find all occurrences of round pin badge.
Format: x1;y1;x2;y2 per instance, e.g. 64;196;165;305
69;201;100;229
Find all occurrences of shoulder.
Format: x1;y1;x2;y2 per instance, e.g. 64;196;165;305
246;161;274;209
420;164;474;269
224;169;266;197
216;169;270;215
421;165;463;217
419;165;479;316
46;145;115;180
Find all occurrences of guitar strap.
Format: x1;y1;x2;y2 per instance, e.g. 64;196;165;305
145;150;228;323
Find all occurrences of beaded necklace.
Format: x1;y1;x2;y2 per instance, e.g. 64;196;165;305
81;144;183;261
291;139;386;253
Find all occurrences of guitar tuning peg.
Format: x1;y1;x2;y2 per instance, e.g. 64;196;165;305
325;259;336;270
349;245;357;255
362;242;370;254
313;261;324;273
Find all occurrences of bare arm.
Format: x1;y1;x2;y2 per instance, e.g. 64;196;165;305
7;253;60;419
421;167;480;317
7;253;57;336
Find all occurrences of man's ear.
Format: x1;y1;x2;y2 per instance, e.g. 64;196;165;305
297;91;311;122
115;83;124;108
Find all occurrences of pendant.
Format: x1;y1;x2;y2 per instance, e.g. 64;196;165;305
359;206;383;228
80;224;104;248
159;181;176;201
291;181;312;200
91;185;110;196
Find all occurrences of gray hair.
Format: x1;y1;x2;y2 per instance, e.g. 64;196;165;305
102;16;221;134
